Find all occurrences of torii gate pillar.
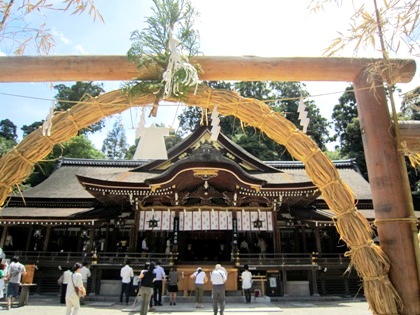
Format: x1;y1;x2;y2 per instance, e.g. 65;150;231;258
354;71;420;315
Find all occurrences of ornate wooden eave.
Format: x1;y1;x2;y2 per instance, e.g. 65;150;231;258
134;126;280;173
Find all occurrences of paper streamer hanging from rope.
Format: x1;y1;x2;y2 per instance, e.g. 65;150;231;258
135;107;147;139
133;122;170;160
211;106;221;141
298;97;310;133
161;31;199;99
42;102;55;137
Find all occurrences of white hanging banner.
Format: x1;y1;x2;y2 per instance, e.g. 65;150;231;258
139;210;175;231
138;210;271;231
237;211;273;232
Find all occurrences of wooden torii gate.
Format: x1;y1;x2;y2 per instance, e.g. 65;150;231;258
0;56;419;314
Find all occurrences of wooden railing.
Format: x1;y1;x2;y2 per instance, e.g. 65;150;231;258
10;250;349;269
236;252;350;269
9;250;176;267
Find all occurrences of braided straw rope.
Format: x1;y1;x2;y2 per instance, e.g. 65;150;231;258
0;85;401;314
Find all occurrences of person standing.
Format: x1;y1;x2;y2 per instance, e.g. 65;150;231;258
80;262;91;304
120;260;134;305
257;235;267;259
138;262;156;315
6;256;26;310
241;264;252;303
153;261;166;306
167;266;178;306
0;262;6;300
66;262;85;315
60;267;72;304
141;237;149;257
239;239;249;254
190;267;207;308
210;264;227;315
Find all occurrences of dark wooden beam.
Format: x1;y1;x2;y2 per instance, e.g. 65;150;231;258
0;55;415;83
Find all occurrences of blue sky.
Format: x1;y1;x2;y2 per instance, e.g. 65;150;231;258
0;0;419;150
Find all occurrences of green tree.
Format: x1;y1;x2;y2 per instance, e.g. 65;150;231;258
102;117;128;160
24;135;105;187
178;81;330;160
0;119;17;141
54;81;106;135
125;0;200;99
330;86;358;147
0;137;15;157
400;86;420;120
21;122;43;137
330;86;367;177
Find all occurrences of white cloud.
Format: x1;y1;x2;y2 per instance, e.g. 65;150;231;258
52;28;71;45
73;44;89;55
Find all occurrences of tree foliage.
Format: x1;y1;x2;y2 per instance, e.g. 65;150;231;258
0;118;17;141
125;0;200;99
53;81;106;135
24;134;104;187
400;86;420;120
102;116;128;160
309;0;420;58
21;121;43;138
0;136;15;157
0;0;103;55
177;81;330;160
330;86;358;147
330;85;367;177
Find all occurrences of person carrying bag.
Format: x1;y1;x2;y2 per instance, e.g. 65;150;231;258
66;262;85;315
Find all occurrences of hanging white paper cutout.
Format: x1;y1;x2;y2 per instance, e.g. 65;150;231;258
133;124;170;160
135;108;146;139
210;106;221;141
42;103;55;137
161;31;199;99
298;97;310;133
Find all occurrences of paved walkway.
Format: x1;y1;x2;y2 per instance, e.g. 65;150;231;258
2;296;373;314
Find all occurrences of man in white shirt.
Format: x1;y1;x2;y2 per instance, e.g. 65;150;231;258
210;264;227;315
80;262;91;304
153;261;166;306
241;264;252;303
120;260;134;305
141;237;149;257
6;256;26;310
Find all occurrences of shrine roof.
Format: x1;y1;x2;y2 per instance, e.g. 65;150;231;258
9;125;370;203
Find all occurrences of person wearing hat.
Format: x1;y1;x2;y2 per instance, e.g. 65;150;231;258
210;264;227;315
190;267;207;308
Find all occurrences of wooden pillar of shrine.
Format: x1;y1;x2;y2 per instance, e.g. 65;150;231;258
25;225;33;251
354;71;420;315
0;225;7;248
314;227;322;254
131;209;141;252
43;226;51;252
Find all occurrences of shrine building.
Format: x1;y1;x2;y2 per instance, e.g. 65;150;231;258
2;126;418;297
